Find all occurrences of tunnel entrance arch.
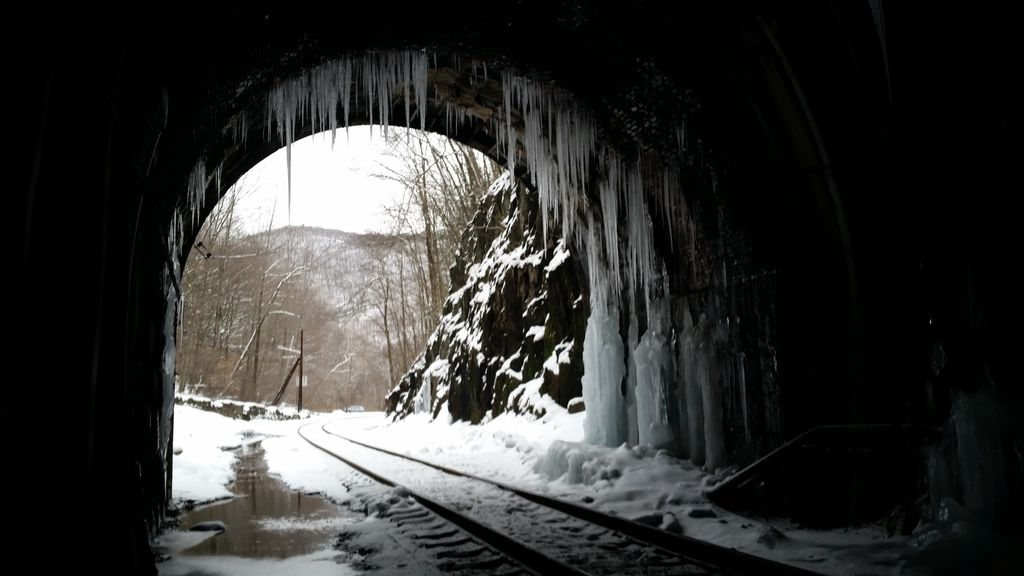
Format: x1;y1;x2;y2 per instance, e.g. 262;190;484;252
166;46;696;448
152;32;875;538
174;123;508;412
154;16;893;545
5;3;945;571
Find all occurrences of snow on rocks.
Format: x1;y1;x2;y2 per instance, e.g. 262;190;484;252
388;174;585;421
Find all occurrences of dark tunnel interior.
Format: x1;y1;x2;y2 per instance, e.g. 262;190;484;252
1;1;1020;572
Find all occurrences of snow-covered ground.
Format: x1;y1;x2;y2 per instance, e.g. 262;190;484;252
170;404;359;507
164;402;927;575
327;409;912;575
171;406;256;503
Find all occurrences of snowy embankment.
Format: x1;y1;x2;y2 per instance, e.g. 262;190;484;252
172;406;253;503
171;404;355;506
331;408;912;575
173;401;911;575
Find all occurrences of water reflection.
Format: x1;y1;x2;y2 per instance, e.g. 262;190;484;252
181;443;352;558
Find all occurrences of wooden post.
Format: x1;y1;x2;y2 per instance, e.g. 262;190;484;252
270;356;300;406
298;330;303;412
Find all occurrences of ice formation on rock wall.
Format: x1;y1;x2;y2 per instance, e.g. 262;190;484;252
173;50;758;466
581;304;627;446
633;294;675;449
178;52;683;316
581;218;628;446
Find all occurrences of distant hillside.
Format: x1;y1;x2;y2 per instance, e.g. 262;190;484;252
179;222;437;411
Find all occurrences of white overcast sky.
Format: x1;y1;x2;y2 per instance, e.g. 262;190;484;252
231;125;413;234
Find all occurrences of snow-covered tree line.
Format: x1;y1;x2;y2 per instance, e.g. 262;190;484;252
177;133;500;410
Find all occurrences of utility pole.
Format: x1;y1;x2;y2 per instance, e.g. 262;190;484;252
270;328;305;410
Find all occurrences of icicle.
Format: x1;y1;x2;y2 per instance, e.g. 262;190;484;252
633;280;675;448
213;163;223;198
661;166;677;248
582;216;627;447
598;156;621;289
226;111;248;148
197;53;714;453
737;351;750;441
500;72;597;248
341;59;352;137
414;51;428;132
263;52;430;220
403;54;411;136
285;143;292;220
677;120;687;158
168;210;184;260
625;313;640;446
187;160;207;227
503;70;515;179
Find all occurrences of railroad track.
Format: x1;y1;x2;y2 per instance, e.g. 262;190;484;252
299;422;822;576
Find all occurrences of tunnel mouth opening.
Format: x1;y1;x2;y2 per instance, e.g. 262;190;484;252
161;48;708;566
9;6;1021;574
153;31;953;574
166;120;517;565
166;48;697;441
161;45;883;547
174;124;506;413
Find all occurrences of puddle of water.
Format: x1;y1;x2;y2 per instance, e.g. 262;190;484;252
178;443;354;558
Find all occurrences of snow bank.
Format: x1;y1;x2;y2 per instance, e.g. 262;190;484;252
261;430;356;503
172;402;345;504
330;410;584;489
172;404;916;576
172;406;250;503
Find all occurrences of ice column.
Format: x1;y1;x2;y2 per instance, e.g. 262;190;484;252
415;375;432;414
677;306;726;470
582;307;627;447
581;219;627;447
679;306;706;465
633;294;675;449
624;314;640;446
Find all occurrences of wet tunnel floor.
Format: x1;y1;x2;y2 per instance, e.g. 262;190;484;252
176;442;357;558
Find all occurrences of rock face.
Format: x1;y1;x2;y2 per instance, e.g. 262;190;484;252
387;174;587;422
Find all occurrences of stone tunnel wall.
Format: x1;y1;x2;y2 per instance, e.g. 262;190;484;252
4;1;1021;570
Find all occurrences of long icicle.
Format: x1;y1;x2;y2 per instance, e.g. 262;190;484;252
176;50;709;457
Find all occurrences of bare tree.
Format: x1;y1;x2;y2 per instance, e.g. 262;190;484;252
178;131;501;410
377;129;501;317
